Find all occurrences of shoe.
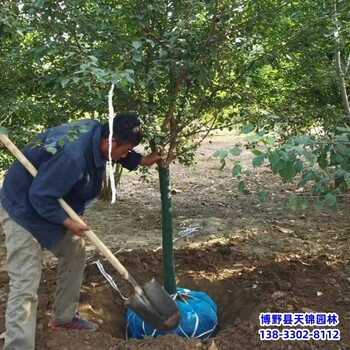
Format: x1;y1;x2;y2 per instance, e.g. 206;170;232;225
48;316;98;331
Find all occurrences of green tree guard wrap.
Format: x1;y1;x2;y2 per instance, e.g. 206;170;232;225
158;166;177;295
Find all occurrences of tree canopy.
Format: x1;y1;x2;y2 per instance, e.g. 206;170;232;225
0;0;349;168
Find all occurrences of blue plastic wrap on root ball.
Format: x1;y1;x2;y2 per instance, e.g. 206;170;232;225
127;287;218;340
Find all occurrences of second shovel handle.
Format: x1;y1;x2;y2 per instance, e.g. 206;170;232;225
0;133;141;291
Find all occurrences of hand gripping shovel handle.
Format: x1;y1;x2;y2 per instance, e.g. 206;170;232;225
0;133;142;293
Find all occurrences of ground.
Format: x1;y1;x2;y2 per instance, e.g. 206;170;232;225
1;132;350;350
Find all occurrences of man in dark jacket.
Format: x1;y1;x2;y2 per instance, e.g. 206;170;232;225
0;112;160;350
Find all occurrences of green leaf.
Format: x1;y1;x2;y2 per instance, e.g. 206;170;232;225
300;149;316;165
294;159;303;173
58;140;65;148
294;136;310;145
341;159;350;171
132;52;142;62
335;154;344;164
213;149;228;159
265;136;275;145
324;193;337;206
78;127;88;133
0;127;8;135
219;158;226;170
317;153;328;169
88;55;98;62
288;194;299;210
258;190;267;203
229;147;242;156
132;40;143;49
279;149;289;161
246;134;263;142
238;181;245;193
300;199;309;210
313;200;323;212
335;135;349;142
252;149;263;156
46;146;57;155
61;78;70;88
169;34;177;46
336;143;348;155
241;123;254;134
336;127;350;132
268;152;284;172
146;39;155;47
252;154;266;168
297;178;306;188
278;162;296;182
232;164;242;177
154;136;161;144
125;75;135;84
330;202;339;213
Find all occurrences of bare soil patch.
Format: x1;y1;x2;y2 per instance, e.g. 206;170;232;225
1;132;350;349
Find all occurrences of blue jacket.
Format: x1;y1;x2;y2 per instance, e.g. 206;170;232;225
0;119;142;249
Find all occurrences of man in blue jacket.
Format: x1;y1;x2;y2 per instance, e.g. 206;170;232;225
0;112;160;350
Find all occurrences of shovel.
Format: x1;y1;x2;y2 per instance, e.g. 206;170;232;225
0;133;180;331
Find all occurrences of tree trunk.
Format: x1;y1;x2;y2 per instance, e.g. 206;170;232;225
158;166;177;295
333;1;350;123
335;50;350;122
98;163;123;201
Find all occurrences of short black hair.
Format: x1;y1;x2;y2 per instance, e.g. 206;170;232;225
101;112;142;146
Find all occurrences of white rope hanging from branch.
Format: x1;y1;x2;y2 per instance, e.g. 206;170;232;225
108;83;117;203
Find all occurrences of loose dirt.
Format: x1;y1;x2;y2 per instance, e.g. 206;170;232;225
1;132;350;349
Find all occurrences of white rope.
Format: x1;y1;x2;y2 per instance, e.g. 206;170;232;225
108;83;117;203
173;223;201;243
93;260;127;300
178;324;191;339
194;321;218;340
190;312;200;338
126;312;133;340
153;223;201;252
115;247;134;254
113;223;201;256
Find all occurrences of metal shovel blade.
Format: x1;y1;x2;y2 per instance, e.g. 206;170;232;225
126;279;180;331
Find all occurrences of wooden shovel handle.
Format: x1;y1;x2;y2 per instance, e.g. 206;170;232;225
0;133;141;292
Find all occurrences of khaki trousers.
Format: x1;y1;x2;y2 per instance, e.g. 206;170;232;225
0;205;86;350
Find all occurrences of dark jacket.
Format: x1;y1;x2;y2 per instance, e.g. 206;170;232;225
0;119;141;249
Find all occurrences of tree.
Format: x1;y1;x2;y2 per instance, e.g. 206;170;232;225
214;0;350;212
333;0;350;122
1;0;350;294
